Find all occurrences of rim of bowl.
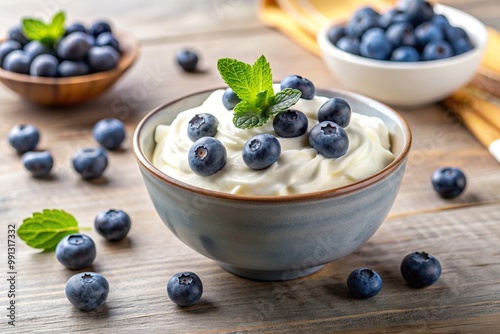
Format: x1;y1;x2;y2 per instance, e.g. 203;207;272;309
0;30;139;84
317;4;488;70
133;87;412;203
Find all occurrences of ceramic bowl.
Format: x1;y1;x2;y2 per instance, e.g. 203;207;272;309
317;4;488;107
133;88;412;281
0;31;139;106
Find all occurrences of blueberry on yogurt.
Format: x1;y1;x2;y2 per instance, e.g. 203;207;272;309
273;109;308;138
222;87;241;110
317;97;352;128
187;113;219;142
188;137;226;176
308;121;349;159
280;75;315;100
242;133;281;170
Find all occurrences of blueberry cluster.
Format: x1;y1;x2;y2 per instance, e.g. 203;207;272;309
187;75;353;176
327;0;474;62
0;20;121;77
7;117;125;179
347;251;442;299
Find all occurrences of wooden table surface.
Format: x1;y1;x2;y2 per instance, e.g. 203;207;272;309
1;1;500;333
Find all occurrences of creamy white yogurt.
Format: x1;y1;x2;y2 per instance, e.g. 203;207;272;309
152;88;394;196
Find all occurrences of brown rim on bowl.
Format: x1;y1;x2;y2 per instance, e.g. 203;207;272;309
133;88;412;203
0;30;139;84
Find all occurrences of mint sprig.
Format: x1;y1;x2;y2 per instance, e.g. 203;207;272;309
17;209;86;252
22;11;66;46
217;55;301;129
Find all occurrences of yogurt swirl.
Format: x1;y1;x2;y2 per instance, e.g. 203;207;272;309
152;88;394;196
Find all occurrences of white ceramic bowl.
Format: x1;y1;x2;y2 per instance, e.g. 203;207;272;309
317;4;488;107
134;88;411;281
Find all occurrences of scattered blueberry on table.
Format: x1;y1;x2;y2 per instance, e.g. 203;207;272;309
8;124;40;154
22;150;54;177
65;272;109;311
94;209;131;241
347;268;383;298
431;167;466;199
71;147;109;180
401;251;442;288
327;0;474;62
92;118;126;151
56;234;97;270
167;272;203;306
176;49;199;72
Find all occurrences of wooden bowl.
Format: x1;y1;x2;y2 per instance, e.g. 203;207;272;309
0;31;139;106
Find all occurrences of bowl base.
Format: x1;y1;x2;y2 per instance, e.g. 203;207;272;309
218;263;325;281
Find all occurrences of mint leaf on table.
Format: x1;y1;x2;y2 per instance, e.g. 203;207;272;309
22;11;66;45
217;55;301;129
17;209;82;252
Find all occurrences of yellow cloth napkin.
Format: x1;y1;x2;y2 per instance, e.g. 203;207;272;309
258;0;499;74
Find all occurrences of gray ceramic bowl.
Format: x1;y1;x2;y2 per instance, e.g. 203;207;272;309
133;88;412;281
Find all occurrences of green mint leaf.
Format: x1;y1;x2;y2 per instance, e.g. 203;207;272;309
233;100;269;129
217;58;256;103
22;18;49;41
17;209;81;252
255;90;268;109
48;11;65;40
268;88;302;115
21;11;66;45
251;55;274;100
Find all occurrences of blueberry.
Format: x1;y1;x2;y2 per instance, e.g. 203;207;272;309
431;167;466;198
335;36;360;55
308;121;349;159
58;61;89;77
71;147;108;180
89;20;112;38
360;29;393;60
273;109;308;138
187;113;219;142
401;251;441;288
8;124;40;154
64;23;87;36
22;151;54;177
378;8;409;29
222;87;241;110
346;8;380;38
386;22;417;48
92;118;126;150
95;32;120;52
56;234;96;270
317;97;351;128
167;272;203;307
431;14;451;32
7;26;29;46
57;32;92;60
242;134;281;170
24;40;55;61
398;0;434;26
445;26;468;43
30;54;59;77
452;38;473;55
65;272;109;311
2;50;30;74
0;40;22;66
176;49;199;72
188;137;226;176
327;25;346;46
391;46;420;62
87;46;120;72
415;22;444;48
422;40;453;61
94;209;131;241
347;268;383;299
280;75;315;100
